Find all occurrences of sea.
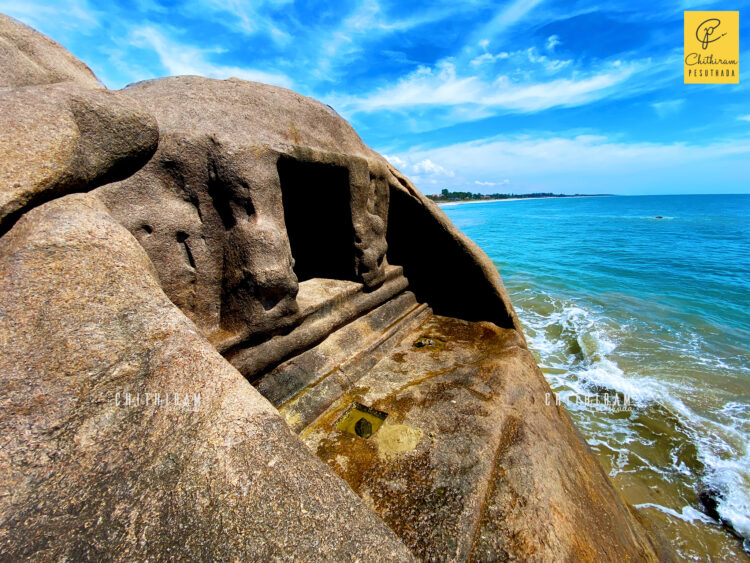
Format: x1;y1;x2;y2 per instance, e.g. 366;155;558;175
441;194;749;561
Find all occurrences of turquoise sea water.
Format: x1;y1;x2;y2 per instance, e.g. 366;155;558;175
441;194;750;560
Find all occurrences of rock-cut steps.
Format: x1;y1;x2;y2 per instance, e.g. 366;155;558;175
235;265;668;562
255;288;431;433
224;264;411;380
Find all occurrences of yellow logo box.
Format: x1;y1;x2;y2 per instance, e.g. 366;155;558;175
684;11;739;84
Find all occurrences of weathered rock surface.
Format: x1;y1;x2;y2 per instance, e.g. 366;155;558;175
0;13;101;88
296;316;665;561
0;15;674;562
0;83;158;234
96;76;392;349
0;193;414;561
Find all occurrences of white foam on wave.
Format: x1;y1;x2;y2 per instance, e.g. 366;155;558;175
672;327;750;376
576;358;658;404
635;503;717;524
722;402;749;415
701;449;750;546
518;297;661;404
661;397;750;545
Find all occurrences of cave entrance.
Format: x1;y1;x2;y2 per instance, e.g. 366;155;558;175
386;185;515;328
278;156;357;282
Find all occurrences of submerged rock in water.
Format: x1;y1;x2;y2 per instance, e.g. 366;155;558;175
698;488;723;521
698;487;750;552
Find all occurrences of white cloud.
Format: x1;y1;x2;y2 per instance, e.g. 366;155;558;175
471;42;569;71
314;0;478;78
739;115;750;122
651;99;684;118
382;154;407;168
475;179;509;186
545;34;561;52
470;51;509;67
471;0;545;46
409;134;750;173
382;156;455;186
413;158;455;177
130;27;293;88
524;47;571;72
186;0;293;44
0;0;99;30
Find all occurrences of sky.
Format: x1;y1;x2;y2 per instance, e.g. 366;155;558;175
3;0;748;195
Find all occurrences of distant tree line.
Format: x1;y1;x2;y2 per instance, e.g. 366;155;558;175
427;189;575;202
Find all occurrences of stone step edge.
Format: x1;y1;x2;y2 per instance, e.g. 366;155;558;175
225;273;410;380
278;299;426;413
216;264;405;354
283;303;432;434
257;291;420;407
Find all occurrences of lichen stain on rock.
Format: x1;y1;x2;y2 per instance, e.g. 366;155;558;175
363;449;468;560
282;409;301;429
373;422;423;460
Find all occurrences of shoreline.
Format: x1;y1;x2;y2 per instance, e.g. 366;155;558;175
437;195;605;207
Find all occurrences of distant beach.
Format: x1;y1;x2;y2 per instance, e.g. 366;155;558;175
437;195;603;207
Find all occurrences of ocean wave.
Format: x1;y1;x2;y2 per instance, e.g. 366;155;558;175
513;291;750;550
516;297;660;403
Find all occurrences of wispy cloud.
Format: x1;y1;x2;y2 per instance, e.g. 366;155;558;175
475;179;510;186
313;0;474;79
469;0;546;46
331;59;638;114
383;155;456;186
413;158;455;177
545;34;561;52
471;42;570;72
3;0;748;194
383;154;407;169
651;99;684;118
0;0;99;31
129;26;293;88
470;50;510;67
185;0;294;43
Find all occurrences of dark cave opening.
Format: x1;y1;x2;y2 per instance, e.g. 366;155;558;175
278;156;357;282
386;186;515;329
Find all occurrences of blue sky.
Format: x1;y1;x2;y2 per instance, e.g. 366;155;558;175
3;0;748;194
